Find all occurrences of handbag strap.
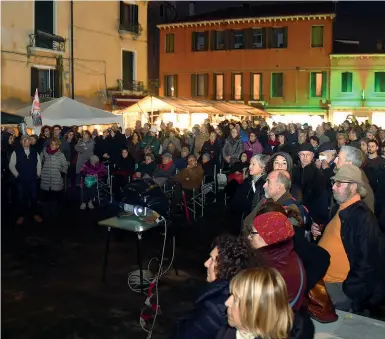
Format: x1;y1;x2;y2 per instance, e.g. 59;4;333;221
289;255;304;308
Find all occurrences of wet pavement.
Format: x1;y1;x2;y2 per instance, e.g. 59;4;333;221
2;193;234;339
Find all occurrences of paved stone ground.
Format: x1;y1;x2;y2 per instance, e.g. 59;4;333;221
2;191;235;339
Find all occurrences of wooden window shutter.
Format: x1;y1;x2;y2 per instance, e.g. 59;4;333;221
267;27;273;48
174;75;178;97
204;74;209;97
283;27;288;48
280;73;284;97
30;67;39;97
163;75;168;96
226;30;234;50
133;4;139;26
191;32;196;51
250;73;254;99
119;1;124;25
231;73;235;99
246;28;253;49
204;31;209;51
240;73;244;100
191;74;197;97
310;72;316;97
210;31;216;50
53;69;60;98
346;72;353;92
261;28;267;48
322;71;327;97
213;74;217;100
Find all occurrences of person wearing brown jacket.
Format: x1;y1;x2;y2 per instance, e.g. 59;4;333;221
171;155;204;218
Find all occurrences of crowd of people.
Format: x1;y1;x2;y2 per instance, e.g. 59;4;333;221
2;116;385;338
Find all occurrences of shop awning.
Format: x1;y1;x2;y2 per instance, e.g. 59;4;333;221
118;96;269;117
1;111;25;125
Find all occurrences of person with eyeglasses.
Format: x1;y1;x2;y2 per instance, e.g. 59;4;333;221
313;164;385;313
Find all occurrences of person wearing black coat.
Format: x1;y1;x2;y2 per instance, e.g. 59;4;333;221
169;235;265;339
112;148;135;198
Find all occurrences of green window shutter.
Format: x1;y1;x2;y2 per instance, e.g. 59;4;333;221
191;74;197;97
347;72;353;92
279;73;283;97
31;67;39;96
204;74;209;97
240;74;243;100
163;75;168;96
322;71;327;98
191;32;196;51
119;1;124;25
204;31;209;51
283;27;288;48
174;75;178;97
375;72;385;92
261;28;267;48
342;72;353;92
267;27;273;48
170;34;174;52
210;31;216;50
227;30;234;50
310;72;316;97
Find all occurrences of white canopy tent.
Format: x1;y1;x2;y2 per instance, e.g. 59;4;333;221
16;96;123;130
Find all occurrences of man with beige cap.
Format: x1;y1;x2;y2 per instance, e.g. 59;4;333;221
312;164;385;313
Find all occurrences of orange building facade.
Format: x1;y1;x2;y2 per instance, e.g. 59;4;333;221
158;12;335;124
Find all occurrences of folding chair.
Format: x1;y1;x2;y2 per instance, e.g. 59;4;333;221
202;164;217;205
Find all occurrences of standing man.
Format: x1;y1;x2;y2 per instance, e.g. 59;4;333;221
9;135;43;225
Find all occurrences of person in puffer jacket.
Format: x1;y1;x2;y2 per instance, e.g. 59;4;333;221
40;137;68;218
79;155;106;210
222;128;242;169
243;131;263;158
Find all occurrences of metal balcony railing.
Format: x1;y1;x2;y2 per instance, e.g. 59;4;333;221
29;30;65;53
116;79;145;92
119;23;140;34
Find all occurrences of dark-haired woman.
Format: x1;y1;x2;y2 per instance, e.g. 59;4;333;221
169;235;265;339
127;131;142;164
38;125;51;154
112;148;135;198
263;130;279;155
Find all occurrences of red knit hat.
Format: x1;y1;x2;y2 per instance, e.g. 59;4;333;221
252;212;294;246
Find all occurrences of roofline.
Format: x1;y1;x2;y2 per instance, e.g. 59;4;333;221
330;54;385;59
157;13;336;29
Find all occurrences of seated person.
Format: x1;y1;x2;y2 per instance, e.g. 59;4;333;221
112;148;135;197
134;153;157;179
169;235;265;339
174;146;189;170
153;152;175;187
170;154;204;218
80;155;107;210
167;142;181;159
245;208;306;311
201;153;214;178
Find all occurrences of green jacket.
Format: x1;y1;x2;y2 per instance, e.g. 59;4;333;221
140;135;160;155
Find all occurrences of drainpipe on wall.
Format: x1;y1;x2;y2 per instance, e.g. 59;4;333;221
70;0;75;99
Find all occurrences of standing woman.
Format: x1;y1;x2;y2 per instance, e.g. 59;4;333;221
75;130;95;180
222;128;242;169
38;125;51;154
64;130;78;189
127;131;142;164
263;130;279;155
40;138;68;218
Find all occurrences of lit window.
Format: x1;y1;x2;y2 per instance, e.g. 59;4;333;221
310;72;325;97
232;73;243;100
164;75;177;97
251;73;262;100
214;74;224;100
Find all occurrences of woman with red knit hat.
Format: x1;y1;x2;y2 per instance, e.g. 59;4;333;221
245;205;306;311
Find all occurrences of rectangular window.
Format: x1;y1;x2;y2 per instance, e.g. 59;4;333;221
311;26;324;47
166;34;175;53
252;28;266;49
251;73;263;100
192;31;209;51
122;50;134;89
119;1;139;33
164;75;177;97
30;67;59;98
271;73;283;98
232;73;243;100
233;30;245;49
191;74;208;97
214;74;224;100
341;72;353;93
34;0;54;49
374;72;385;92
210;31;226;50
268;27;288;48
310;71;327;97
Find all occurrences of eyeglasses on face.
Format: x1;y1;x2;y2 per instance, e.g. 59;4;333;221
331;180;352;187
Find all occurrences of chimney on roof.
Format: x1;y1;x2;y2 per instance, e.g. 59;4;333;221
376;38;384;51
189;2;195;16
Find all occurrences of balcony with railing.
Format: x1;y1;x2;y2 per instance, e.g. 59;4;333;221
28;30;65;54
